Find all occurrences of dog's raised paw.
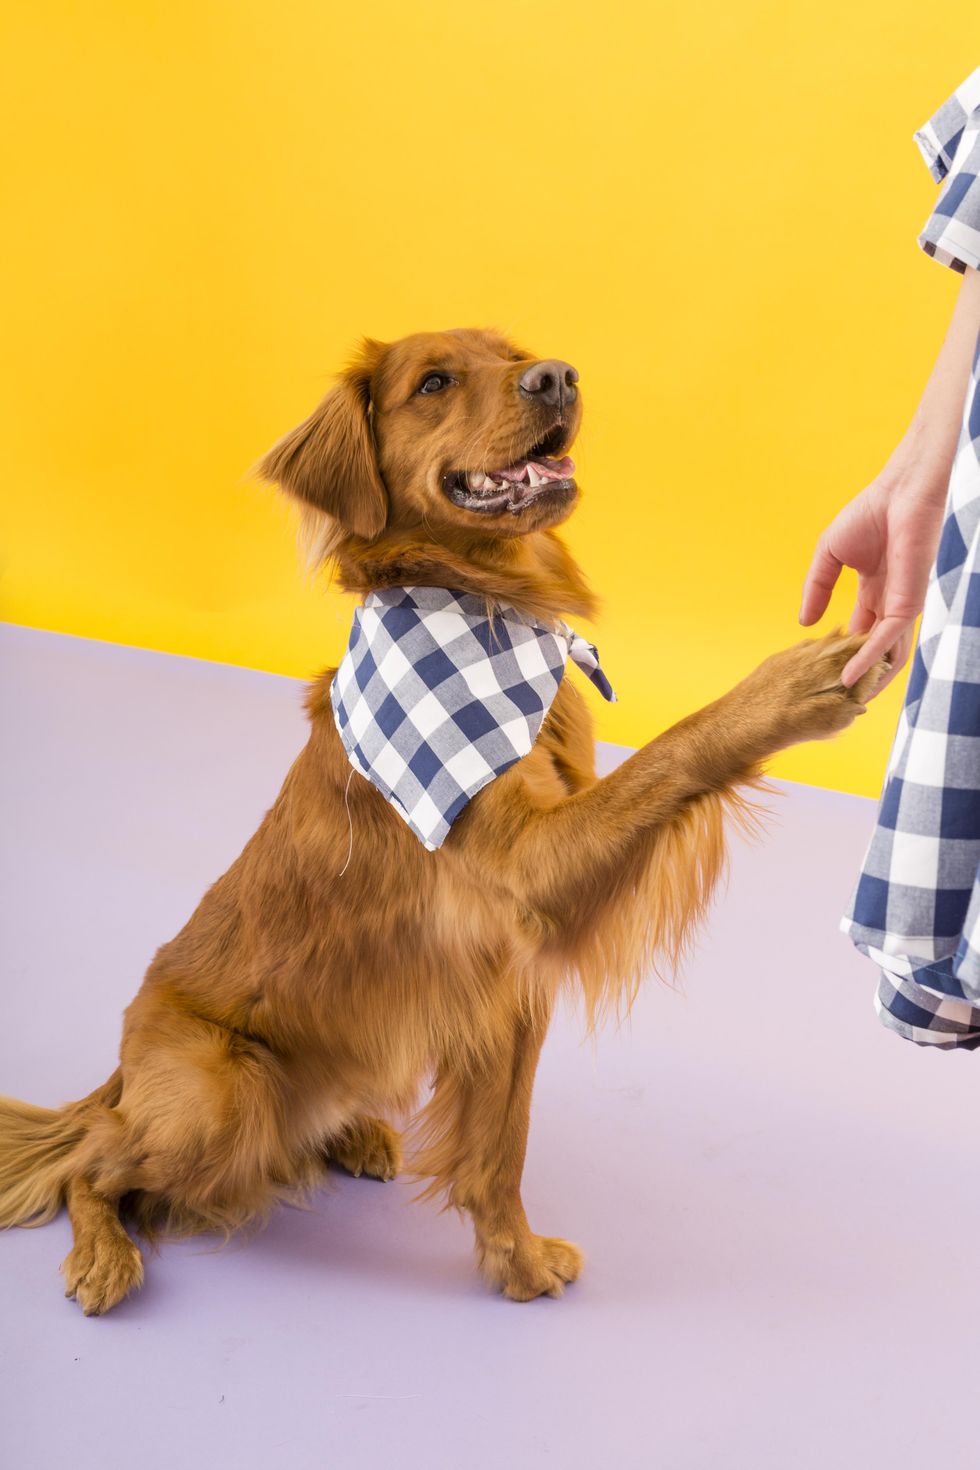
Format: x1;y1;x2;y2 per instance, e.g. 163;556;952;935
744;630;890;748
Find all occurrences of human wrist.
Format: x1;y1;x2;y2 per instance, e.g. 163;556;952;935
878;419;955;507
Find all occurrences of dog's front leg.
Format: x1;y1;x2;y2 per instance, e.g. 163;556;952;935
500;630;888;933
418;994;581;1301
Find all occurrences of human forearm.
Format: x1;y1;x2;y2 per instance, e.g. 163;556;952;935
883;266;980;500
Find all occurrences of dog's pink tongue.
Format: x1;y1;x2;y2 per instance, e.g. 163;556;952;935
498;455;575;482
539;455;575;478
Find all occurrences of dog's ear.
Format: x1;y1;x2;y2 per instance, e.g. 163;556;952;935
256;355;388;541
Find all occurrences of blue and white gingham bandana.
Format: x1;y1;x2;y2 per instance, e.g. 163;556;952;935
330;585;616;850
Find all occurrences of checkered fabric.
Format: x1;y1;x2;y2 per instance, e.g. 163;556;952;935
842;69;980;1048
330;585;615;851
915;66;980;273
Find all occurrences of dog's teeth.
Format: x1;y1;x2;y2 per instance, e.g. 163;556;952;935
481;474;497;492
526;465;541;488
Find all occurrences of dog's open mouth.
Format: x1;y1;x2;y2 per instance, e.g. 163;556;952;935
442;430;576;516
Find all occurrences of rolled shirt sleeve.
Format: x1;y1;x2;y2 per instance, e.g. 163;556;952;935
915;66;980;272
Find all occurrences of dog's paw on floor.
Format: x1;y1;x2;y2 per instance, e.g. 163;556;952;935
480;1232;584;1302
328;1116;402;1181
62;1229;144;1316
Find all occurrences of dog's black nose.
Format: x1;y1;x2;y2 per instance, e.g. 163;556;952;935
519;359;579;410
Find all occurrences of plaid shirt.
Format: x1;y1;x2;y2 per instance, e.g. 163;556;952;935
331;585;615;850
915;68;980;271
842;68;980;1047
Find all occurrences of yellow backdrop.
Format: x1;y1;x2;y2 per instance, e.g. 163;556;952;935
1;2;974;795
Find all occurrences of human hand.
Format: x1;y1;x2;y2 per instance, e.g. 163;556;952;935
798;473;947;692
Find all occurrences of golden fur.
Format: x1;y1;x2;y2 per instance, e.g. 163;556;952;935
0;328;885;1314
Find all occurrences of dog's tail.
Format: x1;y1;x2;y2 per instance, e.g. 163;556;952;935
0;1069;122;1228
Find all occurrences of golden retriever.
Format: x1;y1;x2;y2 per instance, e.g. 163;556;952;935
0;328;885;1313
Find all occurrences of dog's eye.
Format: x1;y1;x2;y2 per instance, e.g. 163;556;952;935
418;373;453;395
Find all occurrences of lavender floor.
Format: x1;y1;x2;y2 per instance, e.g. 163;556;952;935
2;622;978;1470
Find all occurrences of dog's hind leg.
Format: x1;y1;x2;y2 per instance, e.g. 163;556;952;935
61;1176;143;1316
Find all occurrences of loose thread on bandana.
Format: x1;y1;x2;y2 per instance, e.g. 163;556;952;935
338;766;355;877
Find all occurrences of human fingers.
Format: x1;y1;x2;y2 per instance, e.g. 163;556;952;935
799;539;843;625
840;614;915;688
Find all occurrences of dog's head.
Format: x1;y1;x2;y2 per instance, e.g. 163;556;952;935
257;328;584;552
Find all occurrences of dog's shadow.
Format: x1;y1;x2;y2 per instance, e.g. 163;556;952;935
121;1171;479;1311
99;1113;680;1319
